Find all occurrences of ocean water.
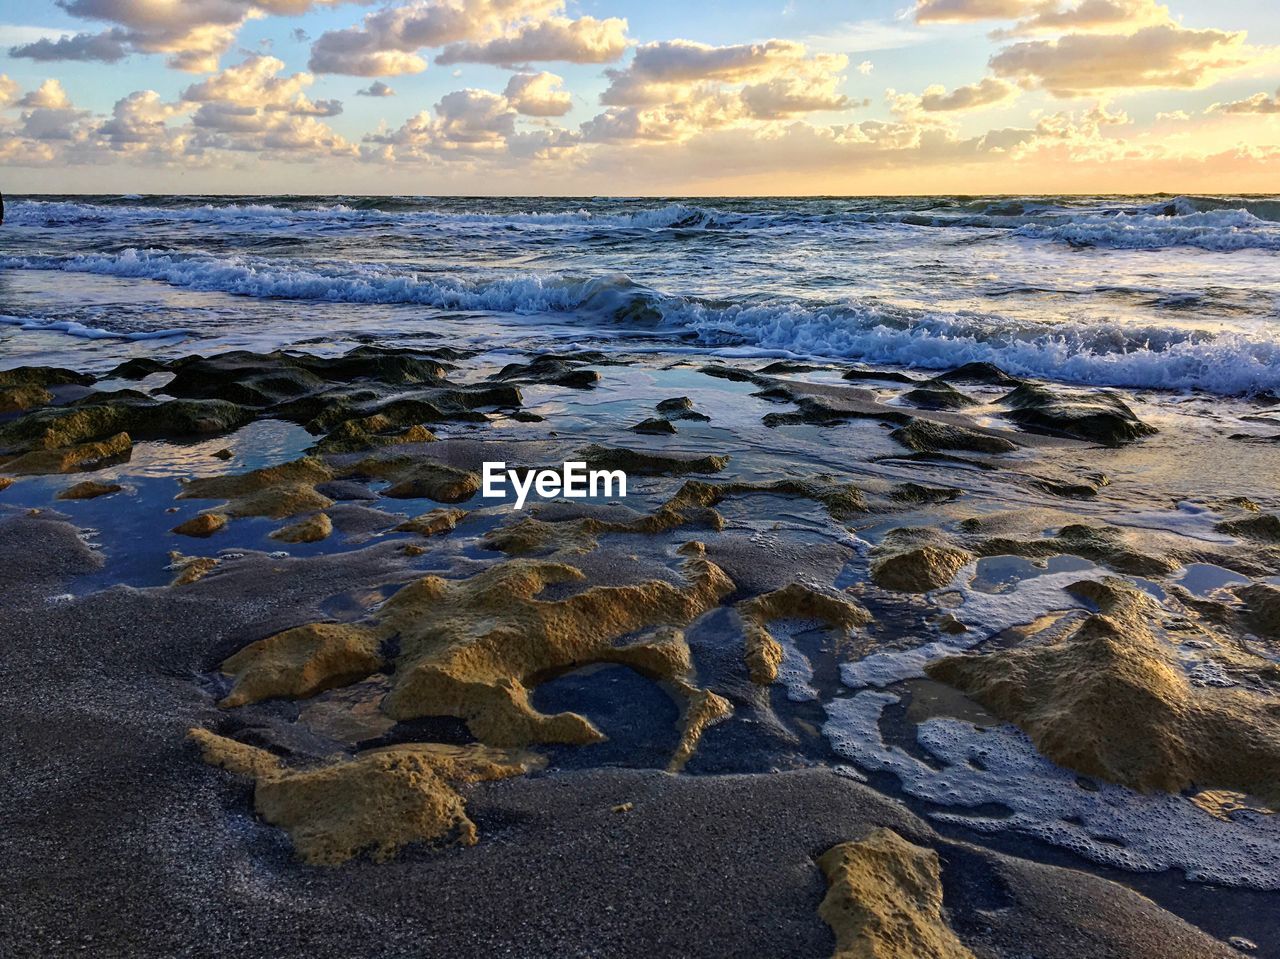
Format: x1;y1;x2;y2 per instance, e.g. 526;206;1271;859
2;193;1279;395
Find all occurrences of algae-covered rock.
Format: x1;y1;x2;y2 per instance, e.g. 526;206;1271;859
168;551;219;586
1216;514;1280;544
655;396;710;421
871;529;972;593
178;456;335;520
57;480;122;500
817;827;975;959
935;361;1020;386
889;419;1018;455
0;398;252;453
579;444;729;476
172;512;228;538
927;578;1280;804
0;366;93;388
220;622;385;707
344;454;480;502
0;385;53;414
491;354;600;389
224;548;734;762
904;382;976;410
396;508;467;537
189;729;538;865
271;512;333;544
1236;583;1280;640
975;523;1175;577
2;432;132;475
631;417;677;435
1000;382;1156;446
738;583;872;684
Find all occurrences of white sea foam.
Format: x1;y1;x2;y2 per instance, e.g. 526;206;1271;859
823;691;1280;889
0;314;191;341
7;246;1280;395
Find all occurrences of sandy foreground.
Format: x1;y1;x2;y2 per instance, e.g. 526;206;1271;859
1;346;1277;958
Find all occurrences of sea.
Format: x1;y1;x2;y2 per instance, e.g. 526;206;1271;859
2;193;1279;395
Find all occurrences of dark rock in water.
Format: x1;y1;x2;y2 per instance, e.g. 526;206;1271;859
889;418;1019;454
758;361;821;375
315;480;379;502
0;366;95;388
106;357;169;380
904;382;977;410
491;354;600;389
764;396;911;428
509;410;545;423
699;364;767;385
579;444;728;476
751;386;796;403
657;396;695;413
655;397;710;421
841;367;921;384
0;398;254;455
1000;383;1156;446
889;482;962;505
631;418;677;435
162;347;449;407
1026;473;1109;498
935;362;1022;386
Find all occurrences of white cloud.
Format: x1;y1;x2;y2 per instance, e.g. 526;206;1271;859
503;71;572;115
918;76;1018;111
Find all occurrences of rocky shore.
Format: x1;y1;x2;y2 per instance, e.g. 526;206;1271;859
1;345;1278;957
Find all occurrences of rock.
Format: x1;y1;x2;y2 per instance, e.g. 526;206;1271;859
1216;514;1280;544
168;551;219;586
395;508;467;537
345;454;480;502
220;622;385;707
106;357;168;379
490;355;600;389
889;419;1018;455
655;396;710;421
213;448;233;460
314;417;436;453
189;729;538;866
871;529;973;593
1000;382;1156;446
935;361;1021;386
57;480;122;500
171;512;228;537
0;398;253;453
222;547;734;765
0;366;93;388
841;367;922;384
579;444;729;476
817;827;975;959
631;418;677;435
927;578;1280;804
975;523;1175;577
178;457;335;520
764;396;912;428
1235;583;1280;640
0;385;53;414
2;432;132;475
737;583;872;684
270;512;333;544
904;382;977;410
0;477;12;492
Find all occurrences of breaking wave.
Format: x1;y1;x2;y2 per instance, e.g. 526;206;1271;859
5;247;1278;395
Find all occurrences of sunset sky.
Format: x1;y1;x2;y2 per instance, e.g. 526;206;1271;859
2;0;1279;194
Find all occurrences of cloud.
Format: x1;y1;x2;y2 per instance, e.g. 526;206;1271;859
0;74;19;107
994;0;1172;37
914;0;1034;24
503;71;571;115
435;16;628;65
989;23;1256;95
918;76;1018;110
18;78;73;109
179;55;353;157
308;0;623;76
357;80;396;96
9;27;131;63
97;90;187;154
1209;88;1280;115
10;0;358;73
857;60;873;75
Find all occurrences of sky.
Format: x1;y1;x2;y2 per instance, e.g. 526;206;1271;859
1;0;1279;195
